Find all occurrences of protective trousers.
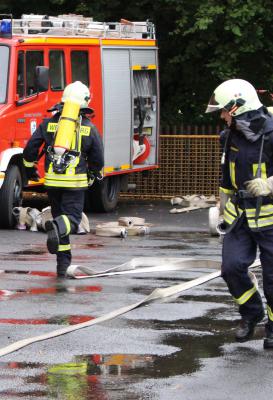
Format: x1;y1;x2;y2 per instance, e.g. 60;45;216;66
222;214;273;328
47;189;85;269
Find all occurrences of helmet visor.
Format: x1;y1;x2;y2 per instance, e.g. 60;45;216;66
205;93;223;113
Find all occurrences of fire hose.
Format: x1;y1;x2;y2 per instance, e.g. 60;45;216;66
0;258;260;358
67;257;221;279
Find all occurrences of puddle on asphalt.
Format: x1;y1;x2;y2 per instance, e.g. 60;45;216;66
0;284;102;300
128;231;221;252
0;355;153;399
0;315;94;325
0;248;49;261
0;321;249;400
0;228;260;398
154;244;203;250
11;249;47;255
0;270;56;277
0;289;265;399
73;243;104;249
152;232;219;245
0;255;50;262
0;269;56;277
152;232;211;240
0;353;179;399
0;254;97;262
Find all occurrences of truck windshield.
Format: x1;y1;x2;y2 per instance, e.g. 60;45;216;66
0;46;9;103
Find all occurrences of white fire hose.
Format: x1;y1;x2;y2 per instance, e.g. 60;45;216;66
0;258;260;358
66;257;221;279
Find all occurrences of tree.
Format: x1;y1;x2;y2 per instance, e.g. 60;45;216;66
161;0;273;124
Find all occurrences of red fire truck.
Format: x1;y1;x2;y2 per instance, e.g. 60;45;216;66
0;14;159;228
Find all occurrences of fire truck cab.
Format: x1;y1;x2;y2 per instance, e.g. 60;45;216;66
0;14;159;228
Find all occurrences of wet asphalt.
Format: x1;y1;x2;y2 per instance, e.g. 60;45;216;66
0;198;270;400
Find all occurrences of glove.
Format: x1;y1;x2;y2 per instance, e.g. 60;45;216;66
94;170;103;181
88;170;103;186
245;177;273;197
88;171;95;186
25;166;40;182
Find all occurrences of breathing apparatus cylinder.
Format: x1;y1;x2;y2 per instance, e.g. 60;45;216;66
51;81;91;173
53;100;81;156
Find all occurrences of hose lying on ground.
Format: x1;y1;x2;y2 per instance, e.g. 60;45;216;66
66;257;222;279
0;258;260;358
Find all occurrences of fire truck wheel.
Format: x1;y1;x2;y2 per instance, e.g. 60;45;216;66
0;165;23;228
85;176;120;212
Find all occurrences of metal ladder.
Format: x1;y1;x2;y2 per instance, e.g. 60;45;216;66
11;14;156;39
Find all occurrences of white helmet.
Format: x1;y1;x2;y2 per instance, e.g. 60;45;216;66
205;79;263;116
61;81;91;108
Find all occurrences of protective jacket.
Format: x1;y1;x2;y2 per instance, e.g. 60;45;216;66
23;108;104;190
220;107;273;231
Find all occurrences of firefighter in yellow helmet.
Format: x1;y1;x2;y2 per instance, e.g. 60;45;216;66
23;81;104;277
206;78;273;348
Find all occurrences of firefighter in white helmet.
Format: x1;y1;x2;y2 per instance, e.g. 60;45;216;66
23;81;104;277
206;78;273;348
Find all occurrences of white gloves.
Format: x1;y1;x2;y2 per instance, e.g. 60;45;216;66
245;176;273;197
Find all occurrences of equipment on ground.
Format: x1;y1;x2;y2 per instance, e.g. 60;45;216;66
208;205;240;236
208;206;221;236
95;217;151;237
170;195;217;214
12;206;90;233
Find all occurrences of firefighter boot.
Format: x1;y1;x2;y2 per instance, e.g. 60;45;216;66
263;323;273;349
45;220;60;254
57;265;69;278
56;242;71;278
235;311;265;342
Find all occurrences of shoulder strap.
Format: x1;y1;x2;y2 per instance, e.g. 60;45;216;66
221;129;231;166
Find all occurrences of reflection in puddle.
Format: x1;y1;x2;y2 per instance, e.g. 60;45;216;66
0;253;96;262
0;255;50;262
0;330;234;400
0;310;250;399
152;232;211;240
0;284;102;300
11;249;47;255
0;354;154;399
0;247;49;262
150;232;219;251
0;269;56;276
0;315;94;325
73;243;104;249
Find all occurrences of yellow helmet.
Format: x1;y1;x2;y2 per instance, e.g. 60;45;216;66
61;81;91;108
205;79;262;116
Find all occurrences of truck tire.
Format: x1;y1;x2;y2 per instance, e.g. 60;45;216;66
86;176;120;212
0;165;23;228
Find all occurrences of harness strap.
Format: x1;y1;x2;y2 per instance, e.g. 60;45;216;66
255;133;266;228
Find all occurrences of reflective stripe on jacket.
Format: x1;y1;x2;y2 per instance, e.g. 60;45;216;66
23;111;104;190
220;107;273;231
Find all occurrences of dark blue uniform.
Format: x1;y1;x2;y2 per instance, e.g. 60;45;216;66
23;107;104;274
220;107;273;326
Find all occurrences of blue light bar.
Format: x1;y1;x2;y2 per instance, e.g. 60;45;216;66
0;18;12;38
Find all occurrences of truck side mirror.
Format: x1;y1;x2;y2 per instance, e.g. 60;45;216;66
35;66;49;92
